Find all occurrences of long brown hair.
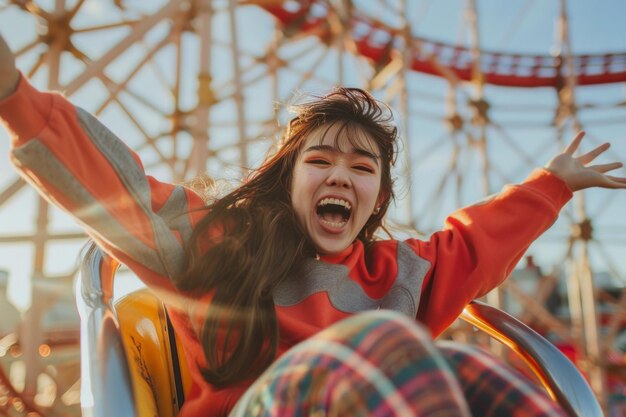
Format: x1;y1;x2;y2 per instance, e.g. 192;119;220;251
176;87;398;387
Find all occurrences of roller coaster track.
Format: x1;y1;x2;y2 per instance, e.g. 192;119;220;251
259;0;626;88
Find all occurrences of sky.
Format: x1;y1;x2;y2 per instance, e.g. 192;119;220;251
0;0;625;311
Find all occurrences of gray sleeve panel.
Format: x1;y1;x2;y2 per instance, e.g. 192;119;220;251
75;107;185;278
12;140;172;277
156;185;194;244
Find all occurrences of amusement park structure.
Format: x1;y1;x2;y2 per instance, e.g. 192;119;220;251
0;0;625;416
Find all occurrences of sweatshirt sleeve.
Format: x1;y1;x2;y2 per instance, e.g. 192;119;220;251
0;74;206;289
407;169;572;337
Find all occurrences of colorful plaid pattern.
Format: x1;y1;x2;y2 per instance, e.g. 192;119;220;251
438;341;566;417
230;311;566;417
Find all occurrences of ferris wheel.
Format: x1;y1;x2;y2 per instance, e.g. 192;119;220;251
0;1;625;416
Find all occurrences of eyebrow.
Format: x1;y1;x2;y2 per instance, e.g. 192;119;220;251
303;144;380;165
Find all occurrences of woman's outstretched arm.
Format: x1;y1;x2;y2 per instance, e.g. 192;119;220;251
413;132;626;335
0;31;206;291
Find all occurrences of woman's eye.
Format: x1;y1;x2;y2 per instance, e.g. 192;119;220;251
354;165;374;173
307;159;330;165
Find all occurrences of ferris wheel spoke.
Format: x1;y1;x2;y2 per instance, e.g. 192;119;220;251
414;137;461;227
0;178;26;206
490;122;538;168
67;0;85;19
63;0;186;95
13;37;41;57
277;44;332;96
25;51;51;79
409;131;453;166
9;0;48;17
92;33;175;113
112;96;171;163
211;58;275;101
74;19;140;33
92;67;171;119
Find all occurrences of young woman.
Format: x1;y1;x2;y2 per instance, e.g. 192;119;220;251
1;33;625;416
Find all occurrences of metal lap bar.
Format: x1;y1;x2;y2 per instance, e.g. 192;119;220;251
76;245;136;417
460;300;603;417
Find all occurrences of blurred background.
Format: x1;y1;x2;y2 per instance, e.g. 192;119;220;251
0;0;625;415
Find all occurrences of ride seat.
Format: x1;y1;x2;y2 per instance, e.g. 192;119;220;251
115;288;191;417
77;244;602;417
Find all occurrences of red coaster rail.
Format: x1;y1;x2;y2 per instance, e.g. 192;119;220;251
256;0;626;88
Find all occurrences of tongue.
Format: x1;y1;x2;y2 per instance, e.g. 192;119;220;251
321;212;345;223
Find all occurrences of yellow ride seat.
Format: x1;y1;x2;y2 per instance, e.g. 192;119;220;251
77;244;192;417
115;288;192;417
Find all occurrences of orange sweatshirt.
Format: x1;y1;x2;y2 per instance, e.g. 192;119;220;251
0;75;573;417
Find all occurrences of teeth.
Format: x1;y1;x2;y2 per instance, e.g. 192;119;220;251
317;198;352;210
320;218;347;228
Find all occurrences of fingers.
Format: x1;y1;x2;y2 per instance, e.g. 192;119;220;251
578;142;611;165
604;176;626;189
606;175;626;183
564;131;586;155
588;161;622;173
560;131;626;191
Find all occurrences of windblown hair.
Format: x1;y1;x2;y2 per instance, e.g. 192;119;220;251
176;87;398;387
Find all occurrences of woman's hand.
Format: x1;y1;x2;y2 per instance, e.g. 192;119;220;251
0;33;20;100
545;131;626;192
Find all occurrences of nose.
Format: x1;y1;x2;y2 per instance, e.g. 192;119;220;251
325;165;352;188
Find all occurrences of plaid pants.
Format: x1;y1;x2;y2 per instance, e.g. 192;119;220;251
230;310;567;417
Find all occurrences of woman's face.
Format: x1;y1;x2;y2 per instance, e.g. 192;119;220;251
290;123;384;255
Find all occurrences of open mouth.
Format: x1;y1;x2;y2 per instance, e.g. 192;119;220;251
316;198;352;229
